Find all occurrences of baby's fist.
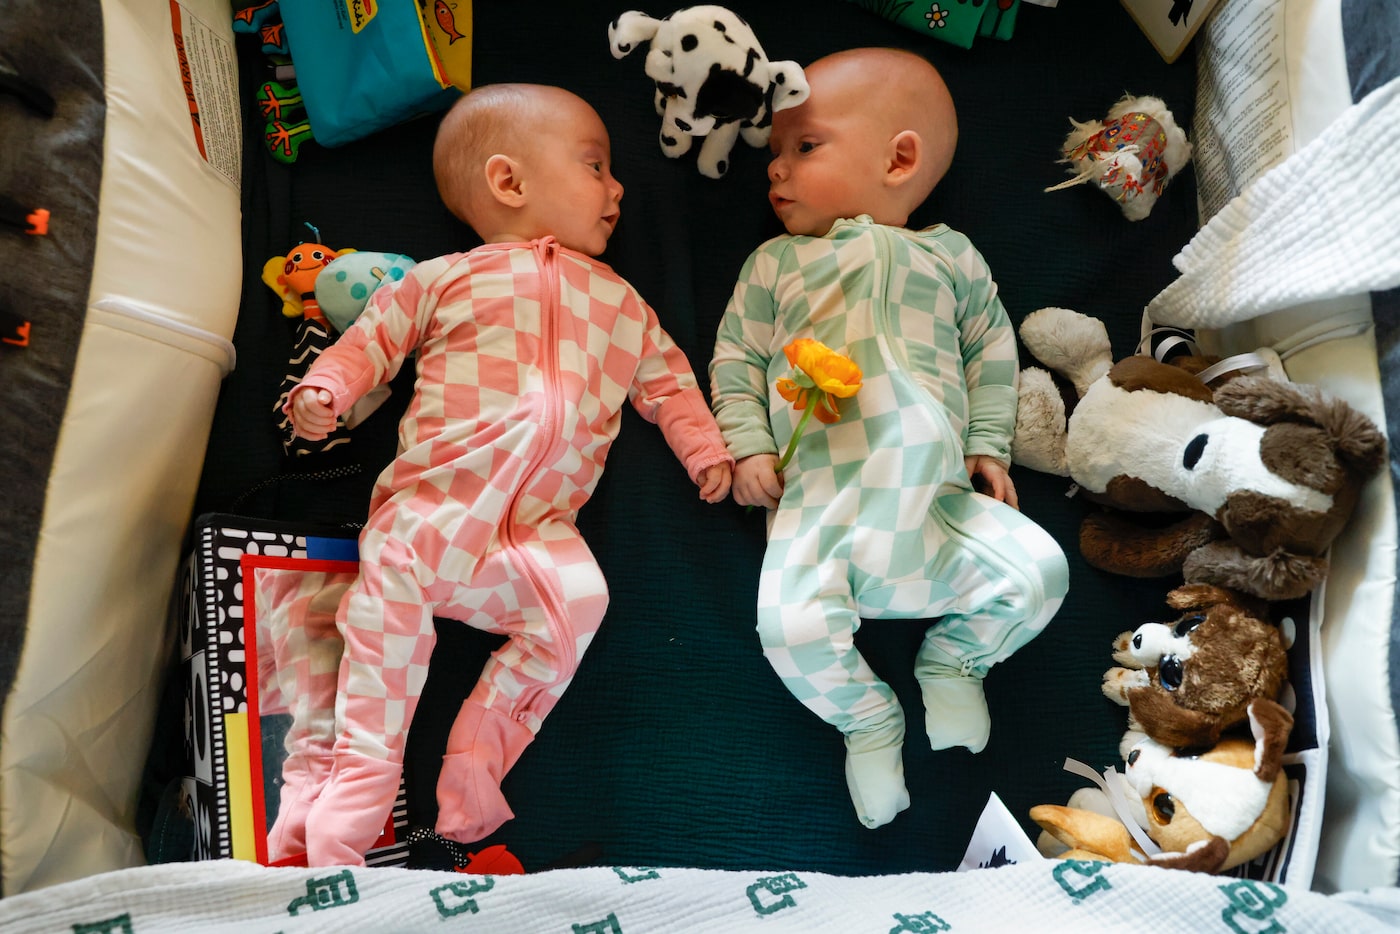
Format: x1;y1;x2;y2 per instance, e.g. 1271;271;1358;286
290;388;337;441
698;462;733;504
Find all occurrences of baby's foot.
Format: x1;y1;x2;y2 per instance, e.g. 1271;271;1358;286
920;675;991;754
843;739;910;829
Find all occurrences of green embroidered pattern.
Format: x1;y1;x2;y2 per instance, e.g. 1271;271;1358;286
890;910;952;933
71;914;134;934
287;870;359;915
430;876;496;918
572;913;623;933
612;867;661;883
747;873;807;916
1051;860;1113;903
1219;879;1288;934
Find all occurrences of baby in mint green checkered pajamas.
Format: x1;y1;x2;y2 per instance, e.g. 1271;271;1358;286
711;219;1068;828
711;49;1069;829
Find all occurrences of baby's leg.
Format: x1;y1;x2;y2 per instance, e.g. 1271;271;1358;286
916;492;1069;753
259;569;350;863
435;530;608;844
303;532;438;867
758;558;909;829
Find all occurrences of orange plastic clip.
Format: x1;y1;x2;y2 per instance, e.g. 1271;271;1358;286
26;208;49;236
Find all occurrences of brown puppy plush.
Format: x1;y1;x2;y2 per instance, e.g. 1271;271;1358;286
1013;306;1385;600
1103;584;1288;748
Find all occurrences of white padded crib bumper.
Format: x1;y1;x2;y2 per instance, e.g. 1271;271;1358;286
0;0;241;894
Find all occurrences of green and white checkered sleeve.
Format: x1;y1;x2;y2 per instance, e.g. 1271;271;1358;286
709;241;783;461
947;233;1018;464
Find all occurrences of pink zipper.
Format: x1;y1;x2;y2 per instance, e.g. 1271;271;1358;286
498;239;576;714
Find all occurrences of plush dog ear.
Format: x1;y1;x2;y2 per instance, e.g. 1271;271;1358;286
1183;540;1328;602
608;11;662;58
1126;686;1226;748
765;60;810;114
1216;376;1386;476
1247;697;1294;784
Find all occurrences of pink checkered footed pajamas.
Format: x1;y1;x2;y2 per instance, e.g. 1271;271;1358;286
287;238;732;866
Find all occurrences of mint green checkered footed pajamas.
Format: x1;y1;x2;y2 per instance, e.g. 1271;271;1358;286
710;217;1068;827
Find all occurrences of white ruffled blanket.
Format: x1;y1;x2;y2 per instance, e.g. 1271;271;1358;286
2;858;1399;933
1147;74;1400;329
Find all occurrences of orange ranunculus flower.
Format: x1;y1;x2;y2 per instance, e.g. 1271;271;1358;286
783;338;863;398
776;339;862;424
771;340;864;475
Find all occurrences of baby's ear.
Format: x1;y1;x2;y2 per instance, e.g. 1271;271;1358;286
886;130;921;187
483;154;526;207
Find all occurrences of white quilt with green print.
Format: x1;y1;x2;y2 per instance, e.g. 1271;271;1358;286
3;858;1398;933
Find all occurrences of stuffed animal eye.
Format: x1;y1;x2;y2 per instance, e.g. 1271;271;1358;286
1158;655;1183;690
1152;791;1176;823
1183;433;1208;469
1127;749;1140;766
1173;614;1205;637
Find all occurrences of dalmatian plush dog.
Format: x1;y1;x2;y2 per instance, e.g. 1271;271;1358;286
608;6;809;178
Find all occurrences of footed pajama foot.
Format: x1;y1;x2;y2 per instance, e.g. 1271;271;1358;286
920;675;991;754
844;734;910;829
266;752;334;863
303;753;403;866
435;705;536;843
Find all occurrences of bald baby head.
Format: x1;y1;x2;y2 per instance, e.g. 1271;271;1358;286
805;47;958;201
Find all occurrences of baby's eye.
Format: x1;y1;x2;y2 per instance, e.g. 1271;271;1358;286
589;162;604;173
797;141;817;154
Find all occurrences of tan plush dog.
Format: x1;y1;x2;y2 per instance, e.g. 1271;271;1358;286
1032;698;1293;873
1103;584;1289;749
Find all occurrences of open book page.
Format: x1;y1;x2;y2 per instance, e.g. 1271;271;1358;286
1193;0;1295;222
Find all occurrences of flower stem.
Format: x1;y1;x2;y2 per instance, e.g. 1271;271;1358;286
775;393;820;472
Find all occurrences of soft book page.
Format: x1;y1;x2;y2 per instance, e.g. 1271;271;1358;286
1192;0;1295;222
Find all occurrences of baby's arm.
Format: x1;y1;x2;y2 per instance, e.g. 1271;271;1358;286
709;246;784;502
281;255;450;439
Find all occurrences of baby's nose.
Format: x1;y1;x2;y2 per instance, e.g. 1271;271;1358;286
767;156;785;181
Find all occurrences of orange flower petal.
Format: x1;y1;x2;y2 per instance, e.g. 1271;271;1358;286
783;338;863;399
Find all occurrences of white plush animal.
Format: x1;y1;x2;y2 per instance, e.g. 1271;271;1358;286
608;6;809;178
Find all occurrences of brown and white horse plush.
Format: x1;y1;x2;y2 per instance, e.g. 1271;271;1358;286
1012;306;1385;601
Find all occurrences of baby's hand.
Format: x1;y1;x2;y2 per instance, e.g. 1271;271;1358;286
290;387;337;441
697;462;734;503
966;455;1018;510
733;453;783;510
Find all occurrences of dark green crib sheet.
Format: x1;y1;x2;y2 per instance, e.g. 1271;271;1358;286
185;0;1205;875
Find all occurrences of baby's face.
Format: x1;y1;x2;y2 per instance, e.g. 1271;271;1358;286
767;78;892;237
522;100;624;256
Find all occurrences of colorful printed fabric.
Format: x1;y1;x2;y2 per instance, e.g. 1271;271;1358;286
844;0;1020;50
288;238;732;864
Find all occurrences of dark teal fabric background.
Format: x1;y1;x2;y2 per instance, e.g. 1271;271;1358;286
188;0;1204;874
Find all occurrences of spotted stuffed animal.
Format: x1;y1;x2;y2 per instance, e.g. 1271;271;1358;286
608;6;809;178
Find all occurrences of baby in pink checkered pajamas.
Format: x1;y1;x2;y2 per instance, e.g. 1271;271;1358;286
286;84;734;866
